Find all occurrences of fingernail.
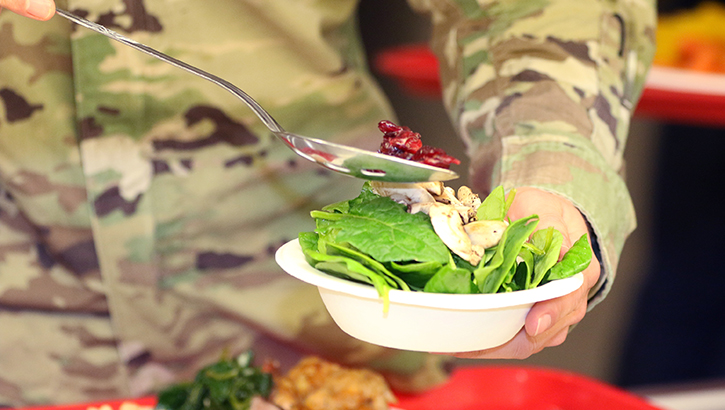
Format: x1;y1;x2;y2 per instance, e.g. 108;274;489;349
27;0;53;20
534;314;552;336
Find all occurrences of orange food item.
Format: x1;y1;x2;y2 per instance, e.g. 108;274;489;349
674;37;725;72
655;2;725;73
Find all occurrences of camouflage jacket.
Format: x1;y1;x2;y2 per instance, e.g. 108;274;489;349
0;0;655;406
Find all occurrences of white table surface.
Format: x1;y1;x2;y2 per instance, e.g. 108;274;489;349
637;380;725;410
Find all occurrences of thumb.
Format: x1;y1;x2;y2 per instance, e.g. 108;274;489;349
1;0;56;20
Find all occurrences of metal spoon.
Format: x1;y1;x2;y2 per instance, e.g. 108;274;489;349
55;9;458;183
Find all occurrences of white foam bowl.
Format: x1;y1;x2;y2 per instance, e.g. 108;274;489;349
275;239;583;353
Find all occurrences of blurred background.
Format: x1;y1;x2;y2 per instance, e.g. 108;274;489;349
358;0;725;391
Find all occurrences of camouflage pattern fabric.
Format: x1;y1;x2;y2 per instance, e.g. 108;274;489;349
409;0;656;304
0;0;655;406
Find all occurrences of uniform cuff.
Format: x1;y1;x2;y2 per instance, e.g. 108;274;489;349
495;134;637;308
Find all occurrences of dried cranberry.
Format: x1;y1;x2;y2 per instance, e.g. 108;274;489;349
412;146;461;168
388;132;422;153
376;120;460;169
378;140;397;154
378;120;401;133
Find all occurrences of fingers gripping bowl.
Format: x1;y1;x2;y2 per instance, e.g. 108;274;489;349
275;239;583;352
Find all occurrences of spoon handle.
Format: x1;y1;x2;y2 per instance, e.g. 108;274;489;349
55;8;284;133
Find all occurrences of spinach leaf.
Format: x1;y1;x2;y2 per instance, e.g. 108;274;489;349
388;260;442;289
423;265;478;294
500;259;520;292
476;186;506;221
529;227;564;288
313;195;450;264
298;231;321;264
300;232;406;311
324;242;410;291
474;215;539;293
503;188;516;219
452;252;480;272
476;186;516;221
313;261;380;285
546;234;592;281
513;248;534;291
320;184;377;214
303;245;397;291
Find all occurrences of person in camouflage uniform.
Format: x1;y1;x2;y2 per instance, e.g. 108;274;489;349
0;0;655;406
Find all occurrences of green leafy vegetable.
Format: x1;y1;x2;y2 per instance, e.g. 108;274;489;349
474;215;539;293
423;265;478;294
476;186;516;221
512;247;535;291
156;351;272;410
529;227;564;288
299;183;593;306
313;194;450;264
388;260;442;289
546;234;593;282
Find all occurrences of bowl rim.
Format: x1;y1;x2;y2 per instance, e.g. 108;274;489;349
275;239;583;310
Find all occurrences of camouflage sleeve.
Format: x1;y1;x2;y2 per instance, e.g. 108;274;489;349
409;0;657;306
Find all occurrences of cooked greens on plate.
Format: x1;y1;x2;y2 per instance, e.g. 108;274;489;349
156;351;273;410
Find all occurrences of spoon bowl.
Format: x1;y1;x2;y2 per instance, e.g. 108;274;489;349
55;9;459;183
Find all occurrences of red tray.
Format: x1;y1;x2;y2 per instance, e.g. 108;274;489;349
17;366;662;410
20;396;157;410
374;44;725;127
395;366;663;410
